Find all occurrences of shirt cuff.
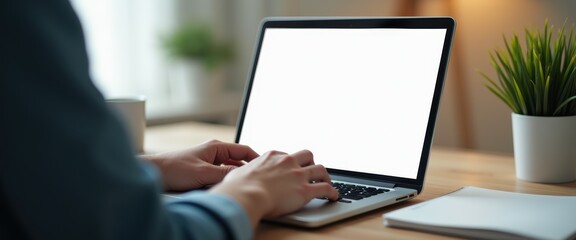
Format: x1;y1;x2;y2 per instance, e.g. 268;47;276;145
171;191;253;240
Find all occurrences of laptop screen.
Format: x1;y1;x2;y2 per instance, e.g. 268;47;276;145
237;19;451;181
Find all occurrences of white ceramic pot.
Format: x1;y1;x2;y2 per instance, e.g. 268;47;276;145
512;113;576;183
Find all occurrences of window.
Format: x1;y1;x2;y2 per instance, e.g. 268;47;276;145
70;0;177;119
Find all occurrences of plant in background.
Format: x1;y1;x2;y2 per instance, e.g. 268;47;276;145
481;20;576;116
162;23;233;71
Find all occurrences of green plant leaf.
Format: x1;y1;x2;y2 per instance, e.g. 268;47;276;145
480;19;576;116
553;95;576;115
162;22;233;71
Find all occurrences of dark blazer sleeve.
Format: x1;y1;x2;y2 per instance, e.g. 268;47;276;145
0;1;252;239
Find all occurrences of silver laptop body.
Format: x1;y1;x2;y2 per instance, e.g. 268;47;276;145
235;17;455;228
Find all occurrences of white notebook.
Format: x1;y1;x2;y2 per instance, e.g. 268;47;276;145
383;186;576;240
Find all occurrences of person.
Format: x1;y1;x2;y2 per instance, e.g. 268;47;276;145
0;0;339;239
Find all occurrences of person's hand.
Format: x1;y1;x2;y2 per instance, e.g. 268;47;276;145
209;149;339;228
140;140;259;191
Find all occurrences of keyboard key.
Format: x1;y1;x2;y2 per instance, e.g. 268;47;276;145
332;182;388;201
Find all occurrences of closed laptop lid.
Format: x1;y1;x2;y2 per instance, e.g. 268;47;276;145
236;17;455;193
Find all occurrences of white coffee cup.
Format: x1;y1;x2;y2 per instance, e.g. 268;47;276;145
106;96;146;154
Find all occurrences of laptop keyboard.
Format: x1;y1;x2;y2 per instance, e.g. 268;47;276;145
320;182;390;203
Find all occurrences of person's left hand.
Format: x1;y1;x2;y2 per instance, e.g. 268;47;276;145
140;140;260;191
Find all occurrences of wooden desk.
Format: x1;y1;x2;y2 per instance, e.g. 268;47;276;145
146;122;576;240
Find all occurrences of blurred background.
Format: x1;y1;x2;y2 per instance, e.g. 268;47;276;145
70;0;576;155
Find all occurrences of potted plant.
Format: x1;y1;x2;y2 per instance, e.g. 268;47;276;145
481;20;576;183
162;23;233;109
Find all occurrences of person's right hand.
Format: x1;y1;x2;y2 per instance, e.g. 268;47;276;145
209;149;339;228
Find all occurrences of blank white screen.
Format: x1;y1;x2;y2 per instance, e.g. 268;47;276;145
239;28;446;179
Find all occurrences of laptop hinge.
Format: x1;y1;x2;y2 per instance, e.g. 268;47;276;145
330;175;396;188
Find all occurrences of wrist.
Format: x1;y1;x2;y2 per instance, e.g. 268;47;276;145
210;183;269;228
138;153;170;189
139;153;169;171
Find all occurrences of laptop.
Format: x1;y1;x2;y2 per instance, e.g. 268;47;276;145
235;17;455;227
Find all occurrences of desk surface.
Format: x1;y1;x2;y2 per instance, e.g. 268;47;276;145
146;122;576;240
